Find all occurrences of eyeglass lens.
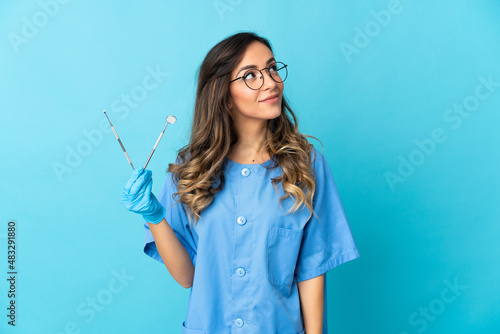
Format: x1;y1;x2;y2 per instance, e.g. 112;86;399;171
242;62;288;90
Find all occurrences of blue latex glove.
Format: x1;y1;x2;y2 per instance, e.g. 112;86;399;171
121;167;165;224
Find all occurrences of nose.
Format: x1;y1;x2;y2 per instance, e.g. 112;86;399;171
260;69;278;90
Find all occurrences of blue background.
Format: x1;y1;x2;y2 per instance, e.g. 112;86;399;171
1;0;499;333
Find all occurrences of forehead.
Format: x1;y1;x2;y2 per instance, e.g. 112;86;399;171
233;41;274;73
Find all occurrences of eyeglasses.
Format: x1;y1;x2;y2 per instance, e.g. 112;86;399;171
229;61;288;90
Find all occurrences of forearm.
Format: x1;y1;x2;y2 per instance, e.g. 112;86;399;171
147;219;194;289
297;274;324;334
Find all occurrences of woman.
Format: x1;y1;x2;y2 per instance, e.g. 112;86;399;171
121;31;360;334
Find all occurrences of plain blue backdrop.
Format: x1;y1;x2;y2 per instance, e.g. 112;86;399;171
1;0;499;333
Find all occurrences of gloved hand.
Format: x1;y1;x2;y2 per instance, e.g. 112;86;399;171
121;167;165;224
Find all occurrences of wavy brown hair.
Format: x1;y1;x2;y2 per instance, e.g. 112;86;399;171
167;31;323;228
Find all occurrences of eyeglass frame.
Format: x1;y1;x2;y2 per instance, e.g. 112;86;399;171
228;61;288;90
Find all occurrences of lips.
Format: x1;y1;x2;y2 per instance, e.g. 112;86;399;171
260;93;279;102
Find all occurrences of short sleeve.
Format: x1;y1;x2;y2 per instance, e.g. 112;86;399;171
294;148;360;282
143;172;198;267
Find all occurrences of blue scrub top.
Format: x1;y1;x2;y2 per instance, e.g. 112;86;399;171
143;147;360;334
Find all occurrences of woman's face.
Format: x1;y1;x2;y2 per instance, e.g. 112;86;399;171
228;41;284;126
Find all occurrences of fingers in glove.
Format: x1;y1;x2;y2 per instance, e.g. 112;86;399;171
123;167;145;190
123;169;151;195
129;171;152;195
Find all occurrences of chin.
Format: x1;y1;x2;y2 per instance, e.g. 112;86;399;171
269;107;281;119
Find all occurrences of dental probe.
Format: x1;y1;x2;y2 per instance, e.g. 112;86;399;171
103;110;135;170
143;115;177;170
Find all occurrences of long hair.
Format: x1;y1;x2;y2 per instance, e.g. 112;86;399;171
167;31;323;227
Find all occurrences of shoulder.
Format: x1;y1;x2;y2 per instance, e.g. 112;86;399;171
174;150;191;165
309;145;327;170
167;151;191;185
310;145;323;162
160;154;185;199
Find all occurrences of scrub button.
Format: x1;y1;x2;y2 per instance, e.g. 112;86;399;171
241;168;250;176
234;318;244;327
237;216;247;225
236;267;246;277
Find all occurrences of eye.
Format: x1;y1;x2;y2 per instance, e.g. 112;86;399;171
269;64;278;72
243;69;258;80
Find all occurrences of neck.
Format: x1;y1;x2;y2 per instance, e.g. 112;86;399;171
229;119;269;162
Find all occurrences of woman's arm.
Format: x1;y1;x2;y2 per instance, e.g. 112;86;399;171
147;219;195;289
297;274;324;334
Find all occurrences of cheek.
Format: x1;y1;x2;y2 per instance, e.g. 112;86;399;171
231;87;258;106
278;82;284;93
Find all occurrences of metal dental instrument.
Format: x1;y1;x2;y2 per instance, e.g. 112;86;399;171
103;110;135;170
143;115;177;170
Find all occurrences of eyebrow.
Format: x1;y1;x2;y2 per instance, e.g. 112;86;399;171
236;57;276;76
